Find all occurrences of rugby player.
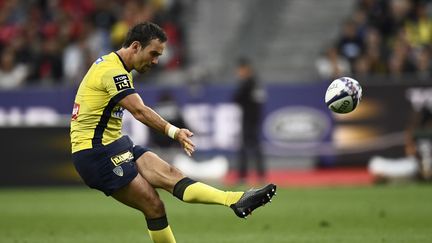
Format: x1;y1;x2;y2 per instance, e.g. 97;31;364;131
70;22;276;243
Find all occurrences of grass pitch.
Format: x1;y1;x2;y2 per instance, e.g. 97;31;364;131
1;184;431;243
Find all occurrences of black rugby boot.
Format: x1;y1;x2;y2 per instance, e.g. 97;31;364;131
230;184;277;218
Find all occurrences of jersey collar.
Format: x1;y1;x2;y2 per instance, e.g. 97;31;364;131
114;52;131;72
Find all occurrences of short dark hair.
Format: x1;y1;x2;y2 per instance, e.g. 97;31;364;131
122;22;167;48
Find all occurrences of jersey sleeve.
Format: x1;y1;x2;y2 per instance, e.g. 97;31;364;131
102;69;136;102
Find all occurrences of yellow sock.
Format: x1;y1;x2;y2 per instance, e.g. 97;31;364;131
146;216;176;243
148;226;176;243
183;182;244;206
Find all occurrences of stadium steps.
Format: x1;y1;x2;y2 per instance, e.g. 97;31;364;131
258;0;357;82
183;0;252;77
182;0;356;83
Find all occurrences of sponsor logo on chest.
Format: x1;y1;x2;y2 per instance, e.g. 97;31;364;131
113;74;131;91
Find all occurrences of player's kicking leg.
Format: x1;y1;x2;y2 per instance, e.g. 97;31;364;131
112;174;177;243
135;151;277;218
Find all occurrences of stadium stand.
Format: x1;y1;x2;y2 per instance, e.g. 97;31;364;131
326;0;432;82
1;0;432;88
0;0;362;88
0;0;186;88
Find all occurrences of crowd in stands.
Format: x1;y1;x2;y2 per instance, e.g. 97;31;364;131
316;0;432;81
2;0;431;89
0;0;185;89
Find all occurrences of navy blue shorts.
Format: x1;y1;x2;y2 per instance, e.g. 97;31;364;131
72;136;149;196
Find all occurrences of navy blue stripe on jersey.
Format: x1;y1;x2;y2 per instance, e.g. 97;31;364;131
114;52;131;72
92;89;136;147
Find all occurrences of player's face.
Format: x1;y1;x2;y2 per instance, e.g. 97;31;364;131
135;39;165;73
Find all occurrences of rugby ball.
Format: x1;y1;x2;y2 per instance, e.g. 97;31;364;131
325;77;362;114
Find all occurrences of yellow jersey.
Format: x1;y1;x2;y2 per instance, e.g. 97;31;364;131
70;52;136;153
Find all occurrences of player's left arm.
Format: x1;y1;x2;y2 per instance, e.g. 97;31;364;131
119;93;195;156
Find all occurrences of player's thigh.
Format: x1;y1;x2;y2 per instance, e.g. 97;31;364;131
111;174;165;218
136;151;185;193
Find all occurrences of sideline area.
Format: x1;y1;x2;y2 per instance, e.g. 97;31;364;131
224;168;374;187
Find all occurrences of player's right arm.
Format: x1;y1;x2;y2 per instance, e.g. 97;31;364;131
119;93;195;156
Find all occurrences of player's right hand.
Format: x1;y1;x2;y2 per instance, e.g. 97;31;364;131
176;128;195;156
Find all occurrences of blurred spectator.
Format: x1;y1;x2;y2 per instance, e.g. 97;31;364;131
0;0;185;87
111;0;152;48
92;0;117;30
233;57;266;183
0;1;24;45
385;0;412;37
31;37;64;85
405;2;432;49
316;45;351;80
363;27;387;74
0;48;28;89
414;46;432;80
388;30;416;78
62;36;91;86
326;0;432;80
336;20;364;64
153;0;186;69
351;8;369;39
63;17;110;85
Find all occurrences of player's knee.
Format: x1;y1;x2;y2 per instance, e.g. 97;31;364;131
139;196;166;218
